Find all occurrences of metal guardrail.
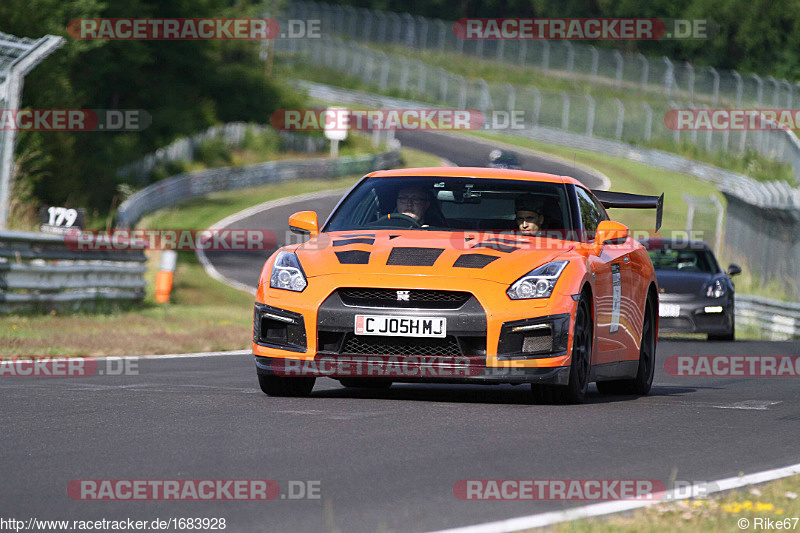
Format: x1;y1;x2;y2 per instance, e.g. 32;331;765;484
116;150;401;228
0;230;147;313
116;123;328;183
737;294;800;340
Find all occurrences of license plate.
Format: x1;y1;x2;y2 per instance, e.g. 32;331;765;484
659;303;681;318
354;315;446;338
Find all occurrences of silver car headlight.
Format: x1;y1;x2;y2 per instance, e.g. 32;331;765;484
270;251;307;292
705;278;726;299
507;261;568;300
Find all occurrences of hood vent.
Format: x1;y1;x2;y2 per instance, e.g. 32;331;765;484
386;247;444;266
453;254;500;269
335;250;371;264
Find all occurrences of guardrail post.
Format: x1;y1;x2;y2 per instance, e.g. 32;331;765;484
782;80;792;108
496;40;505;61
639;53;649;90
478;78;493;112
614;50;623;90
389;12;402;44
542;41;550;73
585;94;595;136
402;13;415;46
436;20;446;51
643;103;653;142
378;52;390;91
457;76;467;109
529;87;541;126
767;76;780;107
663;56;674;97
589;46;599;85
505;83;516;112
685;62;695;102
399;57;410;93
669;100;680;143
417;16;428;49
439;68;448;102
417;60;427;94
614;98;624;140
561;92;570;130
376;12;387;43
518;40;527;65
565;41;575;74
361;9;373;41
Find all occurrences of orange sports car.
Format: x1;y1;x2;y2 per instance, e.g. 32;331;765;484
253;167;663;404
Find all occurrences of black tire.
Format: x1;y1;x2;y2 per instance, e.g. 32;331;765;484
532;295;592;404
338;378;392;389
708;311;735;341
596;295;656;395
257;374;315;397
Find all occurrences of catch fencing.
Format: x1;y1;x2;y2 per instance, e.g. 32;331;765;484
291;2;798;114
0;230;147;313
274;33;800;181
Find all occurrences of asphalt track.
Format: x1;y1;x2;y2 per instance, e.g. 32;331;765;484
2;130;798;533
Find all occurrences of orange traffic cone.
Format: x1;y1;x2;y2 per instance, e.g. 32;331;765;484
155;250;177;303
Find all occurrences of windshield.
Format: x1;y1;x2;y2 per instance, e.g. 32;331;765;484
647;247;720;274
323;176;573;234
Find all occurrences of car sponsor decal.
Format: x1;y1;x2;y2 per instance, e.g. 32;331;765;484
610;263;621;334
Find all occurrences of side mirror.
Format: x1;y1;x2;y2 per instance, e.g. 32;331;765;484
593;220;629;253
289;211;319;237
727;263;742;276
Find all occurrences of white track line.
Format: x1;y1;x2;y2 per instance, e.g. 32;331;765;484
427;462;800;533
195;188;350;294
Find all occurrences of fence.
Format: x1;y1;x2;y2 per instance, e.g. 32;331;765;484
115;149;401;228
0;230;147;313
290;2;799;113
737;295;800;340
275;34;800;181
116;123;328;183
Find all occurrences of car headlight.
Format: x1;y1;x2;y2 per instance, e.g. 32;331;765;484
270;251;307;292
507;261;568;300
705;278;726;299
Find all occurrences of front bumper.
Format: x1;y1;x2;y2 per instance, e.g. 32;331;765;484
658;294;733;334
255;354;570;385
253;276;578;377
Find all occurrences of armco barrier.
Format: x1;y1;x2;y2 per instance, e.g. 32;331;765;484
0;230;147;313
737;295;800;340
115;150;401;228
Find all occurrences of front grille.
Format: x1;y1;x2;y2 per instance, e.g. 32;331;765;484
340;334;462;356
338;288;471;309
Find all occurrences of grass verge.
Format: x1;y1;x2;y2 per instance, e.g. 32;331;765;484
549;476;800;533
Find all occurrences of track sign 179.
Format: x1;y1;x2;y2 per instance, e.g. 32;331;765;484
40;206;85;234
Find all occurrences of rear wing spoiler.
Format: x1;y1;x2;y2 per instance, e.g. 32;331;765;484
591;190;664;232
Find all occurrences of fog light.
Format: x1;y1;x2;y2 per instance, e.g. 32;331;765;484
704;306;723;313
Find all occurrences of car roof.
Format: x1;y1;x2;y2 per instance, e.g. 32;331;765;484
367;167;581;186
